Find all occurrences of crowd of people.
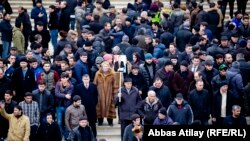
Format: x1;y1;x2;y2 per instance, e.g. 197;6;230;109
0;0;250;141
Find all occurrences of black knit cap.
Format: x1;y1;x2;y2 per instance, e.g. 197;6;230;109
79;116;88;121
158;107;167;116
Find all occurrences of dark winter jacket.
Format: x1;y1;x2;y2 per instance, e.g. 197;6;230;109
11;67;36;102
32;89;54;114
115;86;142;120
149;85;172;108
200;68;219;84
160;31;174;48
206;8;220;36
167;100;193;125
154;68;175;89
54;38;71;56
48;11;59;30
172;70;194;99
123;124;144;141
125;45;144;62
223;115;247;125
153;116;174;125
176;27;192;52
58;8;70;32
237;59;250;85
70;126;95;141
36;122;62;141
0;76;11;100
90;36;105;54
238;24;250;37
127;72;146;92
55;81;74;107
139;63;156;87
110;29;125;47
226;68;244;99
73;83;98;123
170;9;184;28
153;43;166;59
31;6;48;28
188;89;211;122
138;97;162;124
74;60;89;84
0;19;12;42
15;11;32;36
29;29;51;49
211;74;229;93
212;90;239;118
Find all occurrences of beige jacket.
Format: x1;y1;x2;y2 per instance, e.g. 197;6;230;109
0;108;30;141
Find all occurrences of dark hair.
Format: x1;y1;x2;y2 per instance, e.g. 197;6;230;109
215;54;224;59
209;2;216;8
38;80;46;86
59;30;68;38
55;55;63;61
122;7;127;14
154;77;163;82
15;22;22;28
5;90;13;96
60;72;69;78
186;44;192;48
173;3;179;9
61;60;69;65
46;113;53;118
154;38;160;44
94;15;100;21
43;61;51;66
3;12;9;18
80;52;88;57
124;77;132;83
49;5;56;9
14;105;23;111
25;92;33;97
65;67;73;72
192;55;200;60
152;22;160;27
73;95;81;102
42;48;49;56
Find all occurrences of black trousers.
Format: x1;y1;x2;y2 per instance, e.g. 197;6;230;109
212;117;225;125
237;0;248;15
30;125;38;141
98;118;113;125
222;0;235;19
89;121;97;137
120;120;132;140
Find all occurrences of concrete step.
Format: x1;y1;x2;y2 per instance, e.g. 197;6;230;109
97;125;121;138
97;136;121;141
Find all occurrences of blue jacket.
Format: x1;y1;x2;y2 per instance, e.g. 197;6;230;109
110;30;125;47
74;60;89;84
0;19;12;42
153;43;166;59
227;68;244;98
167;100;193;125
31;6;48;27
153;116;174;125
